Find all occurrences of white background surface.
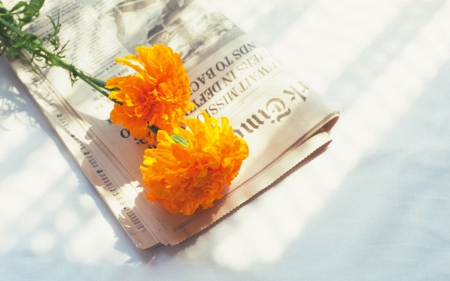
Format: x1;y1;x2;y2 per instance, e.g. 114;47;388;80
2;0;450;279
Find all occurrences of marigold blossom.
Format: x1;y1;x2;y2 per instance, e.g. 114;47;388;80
141;111;249;215
106;44;194;142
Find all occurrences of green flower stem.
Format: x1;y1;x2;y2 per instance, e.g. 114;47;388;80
0;17;110;98
149;124;159;135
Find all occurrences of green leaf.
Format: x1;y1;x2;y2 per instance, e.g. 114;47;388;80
21;0;45;24
12;33;36;48
170;135;189;147
0;2;8;14
10;1;27;12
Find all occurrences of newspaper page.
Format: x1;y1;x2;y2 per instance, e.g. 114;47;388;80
4;0;339;249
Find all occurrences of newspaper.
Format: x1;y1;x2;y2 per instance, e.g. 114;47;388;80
3;0;339;249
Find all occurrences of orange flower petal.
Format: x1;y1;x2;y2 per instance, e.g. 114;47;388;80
106;45;192;142
141;112;249;215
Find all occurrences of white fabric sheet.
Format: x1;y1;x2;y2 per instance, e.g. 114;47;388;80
1;0;450;279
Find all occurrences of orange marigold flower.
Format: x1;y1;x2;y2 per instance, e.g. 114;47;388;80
106;44;194;142
141;111;249;215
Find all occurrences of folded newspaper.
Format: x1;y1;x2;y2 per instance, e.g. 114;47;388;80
4;0;339;249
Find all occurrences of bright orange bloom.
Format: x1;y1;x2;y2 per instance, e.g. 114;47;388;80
141;112;249;215
106;44;194;142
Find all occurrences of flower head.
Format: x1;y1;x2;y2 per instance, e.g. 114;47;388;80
141;111;249;215
106;44;194;142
